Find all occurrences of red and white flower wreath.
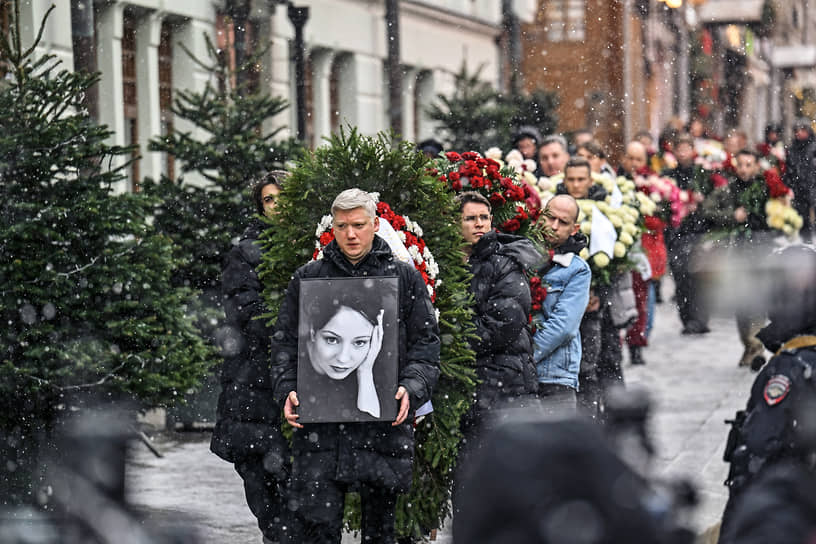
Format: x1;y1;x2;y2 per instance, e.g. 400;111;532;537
312;199;440;303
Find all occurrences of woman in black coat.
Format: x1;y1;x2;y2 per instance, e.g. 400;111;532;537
210;171;288;543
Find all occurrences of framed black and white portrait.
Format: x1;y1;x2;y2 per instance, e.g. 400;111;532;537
296;277;399;423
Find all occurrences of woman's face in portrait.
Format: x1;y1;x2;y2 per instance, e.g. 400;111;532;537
308;305;375;380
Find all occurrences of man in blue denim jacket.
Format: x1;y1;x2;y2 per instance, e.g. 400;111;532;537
532;194;591;412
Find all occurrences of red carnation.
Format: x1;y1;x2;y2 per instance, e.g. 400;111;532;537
390;214;406;230
461;151;479;161
452;180;463;191
475;157;488;168
470;176;486;189
489;192;506;206
531;303;541;311
448;171;461;182
710;173;729;188
530;276;541;287
319;232;334;246
501;219;521;232
438;175;447;183
445;151;462;162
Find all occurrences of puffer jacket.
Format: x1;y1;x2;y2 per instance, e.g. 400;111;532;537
210;219;287;466
270;236;440;491
467;230;544;403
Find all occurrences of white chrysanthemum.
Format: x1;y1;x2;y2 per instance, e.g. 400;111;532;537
408;245;423;264
315;250;324;260
427;284;435;298
505;149;524;164
397;231;406;243
485;147;503;161
427;256;439;279
522;159;537;173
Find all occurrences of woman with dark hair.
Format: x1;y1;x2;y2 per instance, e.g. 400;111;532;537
299;281;395;419
210;170;288;544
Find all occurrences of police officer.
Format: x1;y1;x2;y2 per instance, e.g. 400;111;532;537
720;245;816;540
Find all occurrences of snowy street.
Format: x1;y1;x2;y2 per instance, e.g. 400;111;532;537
127;278;756;543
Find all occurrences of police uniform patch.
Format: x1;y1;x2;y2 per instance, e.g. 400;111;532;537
763;375;791;406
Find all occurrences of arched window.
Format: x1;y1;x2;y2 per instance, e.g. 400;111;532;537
215;12;260;94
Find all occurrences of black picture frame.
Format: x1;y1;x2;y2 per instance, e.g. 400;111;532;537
296;276;399;423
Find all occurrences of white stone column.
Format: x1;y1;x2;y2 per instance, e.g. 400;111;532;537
17;0;74;68
311;48;335;145
135;12;165;182
95;2;128;192
259;18;294;140
172;17;215;188
401;67;419;142
415;70;436;141
349;53;384;136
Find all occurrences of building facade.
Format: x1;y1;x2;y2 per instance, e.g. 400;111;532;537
8;0;536;192
521;0;682;161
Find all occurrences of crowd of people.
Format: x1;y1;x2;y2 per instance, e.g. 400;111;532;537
208;116;816;543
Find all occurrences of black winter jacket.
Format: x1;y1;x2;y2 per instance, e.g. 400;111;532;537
467;231;543;402
784;134;816;195
270;236;440;491
555;181;608;201
211;219;287;466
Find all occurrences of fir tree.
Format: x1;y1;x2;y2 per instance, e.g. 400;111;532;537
0;3;214;503
426;64;509;152
427;63;559;153
145;36;301;301
142;36;302;423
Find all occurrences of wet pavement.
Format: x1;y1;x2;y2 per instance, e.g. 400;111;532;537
126;278;756;543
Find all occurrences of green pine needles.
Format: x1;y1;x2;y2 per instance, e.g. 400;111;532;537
258;127;478;538
0;3;214;502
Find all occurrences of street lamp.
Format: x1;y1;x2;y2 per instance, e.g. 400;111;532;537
267;0;309;142
659;0;683;8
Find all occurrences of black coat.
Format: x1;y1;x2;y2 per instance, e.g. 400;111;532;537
784;134;816;196
467;231;542;402
210;220;287;466
270;236;440;491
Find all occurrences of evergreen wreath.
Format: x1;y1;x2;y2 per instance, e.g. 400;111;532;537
258;127;477;539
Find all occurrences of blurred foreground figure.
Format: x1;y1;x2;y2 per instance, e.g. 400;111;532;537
720;244;816;541
0;409;198;544
454;415;695;544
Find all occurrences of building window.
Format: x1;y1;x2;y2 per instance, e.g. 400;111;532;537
122;13;139;190
329;56;341;135
214;13;260;94
158;21;174;179
541;0;586;42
